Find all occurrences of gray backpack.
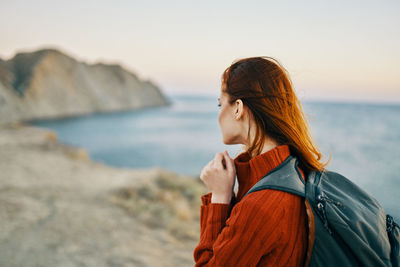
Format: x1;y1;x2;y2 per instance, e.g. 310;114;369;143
244;155;400;267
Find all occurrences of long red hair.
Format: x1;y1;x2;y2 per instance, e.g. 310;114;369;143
222;56;331;173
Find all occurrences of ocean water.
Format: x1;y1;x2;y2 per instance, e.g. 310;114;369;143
30;94;400;218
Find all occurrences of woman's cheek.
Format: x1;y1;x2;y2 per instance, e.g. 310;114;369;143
218;110;224;128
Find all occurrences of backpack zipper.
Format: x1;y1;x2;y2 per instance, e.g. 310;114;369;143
317;194;344;208
316;201;333;235
315;184;344;235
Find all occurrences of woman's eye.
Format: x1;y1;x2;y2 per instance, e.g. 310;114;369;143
217;103;221;108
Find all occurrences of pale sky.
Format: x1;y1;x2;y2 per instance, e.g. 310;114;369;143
1;0;399;103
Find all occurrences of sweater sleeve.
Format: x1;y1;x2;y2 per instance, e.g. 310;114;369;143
193;190;293;267
197;192;234;238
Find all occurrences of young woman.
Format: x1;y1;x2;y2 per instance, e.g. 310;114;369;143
193;56;330;266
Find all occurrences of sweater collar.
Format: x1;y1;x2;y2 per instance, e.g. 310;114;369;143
233;144;291;201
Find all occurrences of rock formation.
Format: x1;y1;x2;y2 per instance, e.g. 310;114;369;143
0;48;170;125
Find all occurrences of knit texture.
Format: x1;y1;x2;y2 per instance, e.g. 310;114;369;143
193;144;308;266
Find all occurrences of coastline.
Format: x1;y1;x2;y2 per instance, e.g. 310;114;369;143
0;122;207;266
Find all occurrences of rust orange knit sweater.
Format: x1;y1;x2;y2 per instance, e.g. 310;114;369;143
193;144;308;266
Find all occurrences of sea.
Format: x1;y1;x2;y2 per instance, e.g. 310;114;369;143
30;94;400;219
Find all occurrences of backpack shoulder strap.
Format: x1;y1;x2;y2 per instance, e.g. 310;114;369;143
243;155;306;198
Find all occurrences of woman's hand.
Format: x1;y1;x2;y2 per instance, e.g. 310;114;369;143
200;150;236;204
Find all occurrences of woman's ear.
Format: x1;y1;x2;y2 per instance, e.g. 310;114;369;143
235;99;244;120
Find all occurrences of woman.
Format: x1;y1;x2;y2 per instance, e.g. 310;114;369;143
193;56;330;266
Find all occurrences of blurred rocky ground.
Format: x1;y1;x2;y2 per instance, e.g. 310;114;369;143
0;123;207;267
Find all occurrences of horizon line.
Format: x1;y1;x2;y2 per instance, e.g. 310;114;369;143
164;92;400;106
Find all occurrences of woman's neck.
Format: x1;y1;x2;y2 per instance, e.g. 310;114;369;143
249;138;278;158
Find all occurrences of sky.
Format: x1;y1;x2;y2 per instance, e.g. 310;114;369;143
1;0;399;103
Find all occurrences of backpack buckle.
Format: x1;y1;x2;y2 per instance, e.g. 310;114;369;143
387;214;399;233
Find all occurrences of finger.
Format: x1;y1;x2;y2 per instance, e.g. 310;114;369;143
221;157;226;169
223;150;235;173
210;159;218;170
214;153;224;169
201;160;213;177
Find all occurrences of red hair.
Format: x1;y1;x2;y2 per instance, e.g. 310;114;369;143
222;56;331;173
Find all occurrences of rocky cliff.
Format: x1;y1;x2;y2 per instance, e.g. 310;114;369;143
0;48;170;125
